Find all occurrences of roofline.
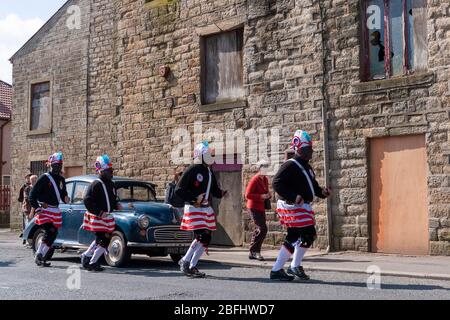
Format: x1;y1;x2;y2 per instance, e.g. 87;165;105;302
0;80;12;87
9;0;72;62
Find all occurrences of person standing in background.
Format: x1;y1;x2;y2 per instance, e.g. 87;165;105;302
20;175;38;245
165;171;185;220
18;174;32;236
22;175;38;226
245;160;271;261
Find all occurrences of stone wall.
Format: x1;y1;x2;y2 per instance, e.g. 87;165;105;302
10;0;90;229
86;0;329;249
10;0;449;254
322;0;450;254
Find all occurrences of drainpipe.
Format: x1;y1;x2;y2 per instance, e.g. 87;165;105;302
318;0;333;252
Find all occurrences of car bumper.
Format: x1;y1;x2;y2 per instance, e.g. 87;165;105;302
127;242;191;248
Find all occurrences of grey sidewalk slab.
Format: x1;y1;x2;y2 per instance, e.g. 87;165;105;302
202;247;450;281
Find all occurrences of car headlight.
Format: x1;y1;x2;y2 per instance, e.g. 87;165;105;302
138;215;150;229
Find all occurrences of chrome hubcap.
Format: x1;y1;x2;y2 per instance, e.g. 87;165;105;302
108;237;123;262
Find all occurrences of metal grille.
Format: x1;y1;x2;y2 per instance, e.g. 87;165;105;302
152;226;193;243
30;161;48;176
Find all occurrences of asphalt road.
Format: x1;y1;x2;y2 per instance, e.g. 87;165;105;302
1;231;450;300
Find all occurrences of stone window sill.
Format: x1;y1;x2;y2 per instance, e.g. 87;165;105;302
27;129;52;136
144;0;174;9
351;72;435;94
199;100;247;113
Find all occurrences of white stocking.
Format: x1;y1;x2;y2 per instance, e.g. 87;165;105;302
189;245;205;269
182;239;200;263
272;245;292;272
290;245;307;268
89;246;106;265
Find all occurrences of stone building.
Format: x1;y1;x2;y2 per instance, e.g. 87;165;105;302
0;80;12;228
10;0;450;255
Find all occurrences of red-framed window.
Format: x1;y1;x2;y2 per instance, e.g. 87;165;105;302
361;0;427;81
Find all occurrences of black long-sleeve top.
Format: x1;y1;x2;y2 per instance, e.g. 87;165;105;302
175;164;224;204
272;155;326;203
83;178;119;216
29;172;68;209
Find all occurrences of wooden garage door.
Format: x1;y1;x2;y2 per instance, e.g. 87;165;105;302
370;135;429;255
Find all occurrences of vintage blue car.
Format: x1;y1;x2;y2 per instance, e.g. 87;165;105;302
23;175;193;267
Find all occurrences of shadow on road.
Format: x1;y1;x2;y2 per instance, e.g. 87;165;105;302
306;279;450;291
0;260;15;267
48;254;233;279
304;258;373;263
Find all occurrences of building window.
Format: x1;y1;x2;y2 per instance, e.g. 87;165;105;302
30;82;51;131
2;175;10;186
361;0;427;81
201;28;244;105
30;160;48;176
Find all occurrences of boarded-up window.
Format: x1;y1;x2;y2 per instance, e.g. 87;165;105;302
201;29;244;105
64;166;83;178
362;0;427;81
30;82;51;131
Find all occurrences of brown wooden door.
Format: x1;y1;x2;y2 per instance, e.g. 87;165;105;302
370;135;429;255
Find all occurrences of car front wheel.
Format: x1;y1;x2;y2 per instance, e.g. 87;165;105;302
105;231;131;267
31;228;54;260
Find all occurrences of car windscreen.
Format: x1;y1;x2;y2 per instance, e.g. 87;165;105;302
116;183;157;202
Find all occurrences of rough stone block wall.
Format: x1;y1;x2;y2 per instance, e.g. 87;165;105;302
87;0;329;249
10;0;90;229
12;0;449;254
323;0;450;254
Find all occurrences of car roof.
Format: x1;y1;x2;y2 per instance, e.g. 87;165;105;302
66;175;156;187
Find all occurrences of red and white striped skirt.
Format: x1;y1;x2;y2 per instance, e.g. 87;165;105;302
81;212;115;233
276;200;315;228
35;207;62;229
180;205;216;231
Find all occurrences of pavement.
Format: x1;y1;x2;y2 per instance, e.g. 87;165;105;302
3;228;450;281
201;246;450;281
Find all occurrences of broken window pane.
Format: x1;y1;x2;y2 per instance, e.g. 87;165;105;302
362;0;427;81
30;82;50;131
367;0;386;80
202;29;244;105
389;0;404;76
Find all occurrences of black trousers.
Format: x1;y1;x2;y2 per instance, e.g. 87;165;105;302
95;232;111;248
194;229;212;247
284;225;317;252
249;209;268;253
41;223;58;247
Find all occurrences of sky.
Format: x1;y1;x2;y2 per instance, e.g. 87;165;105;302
0;0;68;84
